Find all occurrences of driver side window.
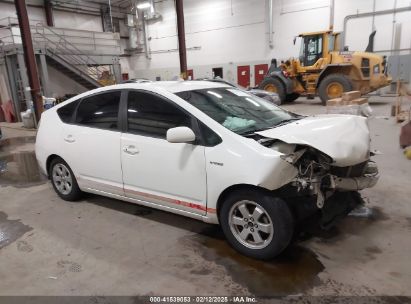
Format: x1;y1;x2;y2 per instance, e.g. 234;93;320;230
126;90;192;139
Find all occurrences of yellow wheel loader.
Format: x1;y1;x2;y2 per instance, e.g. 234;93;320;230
259;30;391;105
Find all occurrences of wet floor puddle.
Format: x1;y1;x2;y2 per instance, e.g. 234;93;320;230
0;136;36;153
0;211;33;250
0;137;46;187
187;227;324;296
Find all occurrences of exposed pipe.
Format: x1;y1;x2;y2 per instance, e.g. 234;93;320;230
14;0;43;123
390;0;397;55
0;0;126;17
108;0;114;32
341;6;411;51
268;0;273;48
329;0;334;30
175;0;187;79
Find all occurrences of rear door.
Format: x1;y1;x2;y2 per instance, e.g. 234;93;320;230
60;90;124;196
120;90;207;215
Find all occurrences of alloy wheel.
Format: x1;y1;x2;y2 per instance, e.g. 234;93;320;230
52;163;73;195
228;200;274;249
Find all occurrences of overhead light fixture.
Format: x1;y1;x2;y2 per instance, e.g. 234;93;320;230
137;1;151;9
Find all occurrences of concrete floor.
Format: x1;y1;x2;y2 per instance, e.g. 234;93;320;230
0;97;410;298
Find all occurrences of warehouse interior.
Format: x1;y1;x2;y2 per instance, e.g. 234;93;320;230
1;0;411;302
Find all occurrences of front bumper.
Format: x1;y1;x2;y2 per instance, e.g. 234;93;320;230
329;161;379;191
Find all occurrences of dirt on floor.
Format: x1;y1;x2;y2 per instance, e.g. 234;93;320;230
0;97;410;300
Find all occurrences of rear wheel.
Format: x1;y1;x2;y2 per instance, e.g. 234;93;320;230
259;78;286;104
49;157;83;201
318;74;353;105
219;189;294;260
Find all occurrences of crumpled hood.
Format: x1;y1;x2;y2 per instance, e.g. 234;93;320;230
256;114;370;167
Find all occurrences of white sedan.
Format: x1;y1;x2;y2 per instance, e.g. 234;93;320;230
35;81;378;260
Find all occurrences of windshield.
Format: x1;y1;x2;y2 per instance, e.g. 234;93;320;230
176;87;299;135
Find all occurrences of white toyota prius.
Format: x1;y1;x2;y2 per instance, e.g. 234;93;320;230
36;81;379;260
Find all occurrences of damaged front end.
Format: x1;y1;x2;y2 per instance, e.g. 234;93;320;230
258;137;379;229
281;146;379;228
251;114;379;228
282;146;379;207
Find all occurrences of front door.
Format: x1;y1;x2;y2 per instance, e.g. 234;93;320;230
60;90;124;196
120;90;207;215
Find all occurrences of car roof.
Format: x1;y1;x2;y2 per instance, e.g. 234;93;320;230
55;81;234;109
105;80;232;93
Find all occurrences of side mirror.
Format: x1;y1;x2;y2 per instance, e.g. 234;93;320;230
166;127;196;143
293;37;296;45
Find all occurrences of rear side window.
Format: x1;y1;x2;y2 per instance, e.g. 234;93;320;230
75;91;121;131
57;100;80;123
127;91;191;138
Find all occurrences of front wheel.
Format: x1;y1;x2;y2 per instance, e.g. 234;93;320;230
219;189;294;260
259;78;286;104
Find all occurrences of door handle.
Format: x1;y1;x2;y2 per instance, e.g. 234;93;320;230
64;135;75;143
123;145;139;155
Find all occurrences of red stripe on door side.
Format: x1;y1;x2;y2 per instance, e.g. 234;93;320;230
125;188;214;213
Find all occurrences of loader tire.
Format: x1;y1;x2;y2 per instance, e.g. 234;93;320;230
286;93;300;102
259;78;286;104
318;74;353;106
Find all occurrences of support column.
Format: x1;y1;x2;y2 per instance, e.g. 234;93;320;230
175;0;187;80
15;0;43;122
39;53;50;96
44;0;54;27
112;57;122;84
5;55;22;121
16;52;32;110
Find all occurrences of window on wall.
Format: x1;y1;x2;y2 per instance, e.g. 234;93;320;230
127;91;192;138
75;91;121;130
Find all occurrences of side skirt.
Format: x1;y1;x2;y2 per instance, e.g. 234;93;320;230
84;187;219;224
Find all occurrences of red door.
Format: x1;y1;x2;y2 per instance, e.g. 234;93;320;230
254;64;269;86
237;65;250;88
187;69;194;80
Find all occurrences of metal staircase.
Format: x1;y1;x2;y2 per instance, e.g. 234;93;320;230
1;17;122;118
33;25;104;89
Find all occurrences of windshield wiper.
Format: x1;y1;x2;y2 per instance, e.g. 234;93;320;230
239;127;273;137
272;117;301;128
239;117;302;136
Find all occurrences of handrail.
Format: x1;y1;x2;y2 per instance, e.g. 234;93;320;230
1;18;119;85
34;23;105;82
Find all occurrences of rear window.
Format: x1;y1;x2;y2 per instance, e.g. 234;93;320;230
75;91;121;131
56;100;80;123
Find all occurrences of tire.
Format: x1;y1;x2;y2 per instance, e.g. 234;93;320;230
285;93;300;102
318;73;353;106
259;78;286;104
49;157;83;201
219;189;294;260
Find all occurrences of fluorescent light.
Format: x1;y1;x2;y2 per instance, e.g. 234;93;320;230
137;2;151;9
128;109;138;113
94;111;103;115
